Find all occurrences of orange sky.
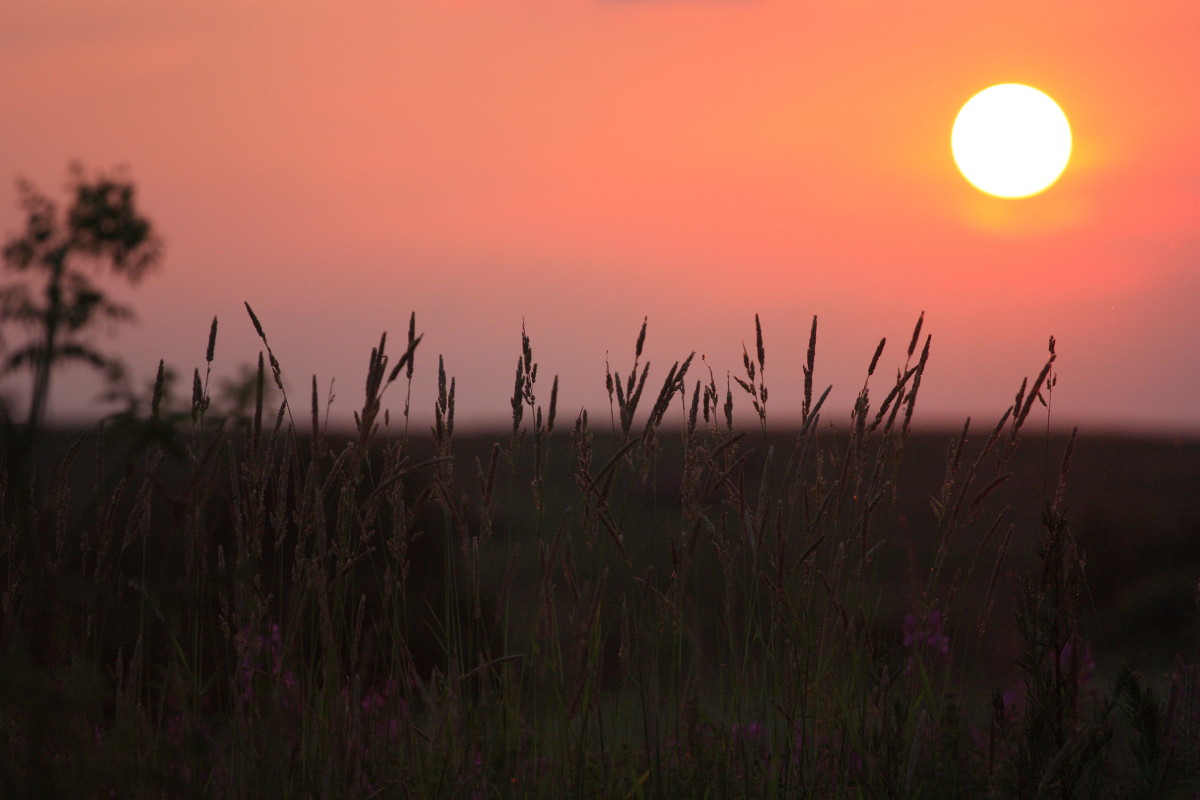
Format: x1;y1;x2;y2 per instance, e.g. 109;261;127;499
2;1;1198;433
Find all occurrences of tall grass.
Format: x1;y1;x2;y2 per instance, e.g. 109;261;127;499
1;308;1197;798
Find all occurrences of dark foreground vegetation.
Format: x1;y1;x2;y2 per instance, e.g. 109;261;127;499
1;311;1199;799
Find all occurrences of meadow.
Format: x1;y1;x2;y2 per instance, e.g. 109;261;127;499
1;309;1198;799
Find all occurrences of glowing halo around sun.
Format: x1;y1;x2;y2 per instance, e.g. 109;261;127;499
951;84;1072;198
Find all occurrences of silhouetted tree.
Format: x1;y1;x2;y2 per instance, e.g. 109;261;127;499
1;163;161;433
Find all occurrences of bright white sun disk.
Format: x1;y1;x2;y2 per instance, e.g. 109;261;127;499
952;84;1072;198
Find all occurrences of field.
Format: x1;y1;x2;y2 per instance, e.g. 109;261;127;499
1;314;1198;798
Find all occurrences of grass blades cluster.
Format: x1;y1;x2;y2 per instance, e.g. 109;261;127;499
1;308;1198;799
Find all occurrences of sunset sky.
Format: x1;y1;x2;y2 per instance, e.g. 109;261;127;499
2;1;1197;434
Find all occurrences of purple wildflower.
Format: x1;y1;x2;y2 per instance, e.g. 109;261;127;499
902;610;950;657
1057;639;1096;686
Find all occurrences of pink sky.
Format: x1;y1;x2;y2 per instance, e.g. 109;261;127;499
2;1;1197;433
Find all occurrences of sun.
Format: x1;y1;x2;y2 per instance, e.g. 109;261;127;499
951;84;1072;198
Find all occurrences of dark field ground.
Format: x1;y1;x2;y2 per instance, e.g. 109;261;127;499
443;427;1200;682
4;419;1199;797
21;425;1200;681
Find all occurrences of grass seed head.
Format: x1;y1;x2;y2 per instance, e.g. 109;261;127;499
389;332;423;384
191;367;204;422
521;320;532;373
151;359;165;423
206;316;218;363
724;375;733;430
407;311;416;378
907;311;925;358
868;337;886;377
245;302;264;339
803;315;818;420
511;356;524;435
755;313;765;372
310;375;319;440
